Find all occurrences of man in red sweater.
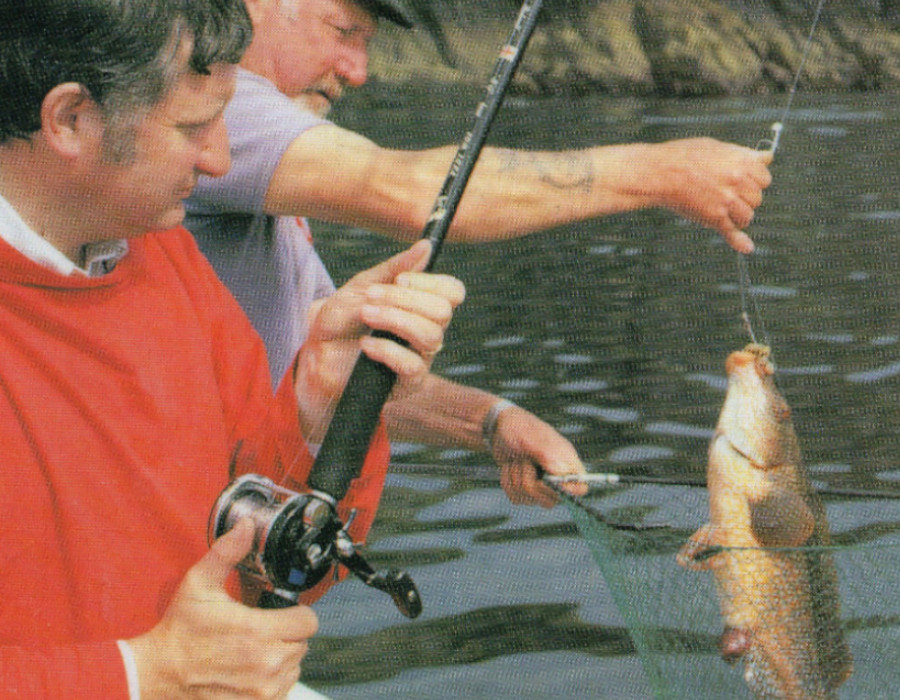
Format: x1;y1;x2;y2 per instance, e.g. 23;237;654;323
0;1;465;698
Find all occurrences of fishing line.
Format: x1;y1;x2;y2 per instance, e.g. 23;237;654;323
766;0;828;157
737;0;827;349
737;253;767;346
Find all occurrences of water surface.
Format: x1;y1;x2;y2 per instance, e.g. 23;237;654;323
302;89;900;698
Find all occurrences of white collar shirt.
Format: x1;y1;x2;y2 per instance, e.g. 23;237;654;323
0;192;128;277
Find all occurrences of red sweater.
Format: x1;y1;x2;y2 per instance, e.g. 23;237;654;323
0;228;389;698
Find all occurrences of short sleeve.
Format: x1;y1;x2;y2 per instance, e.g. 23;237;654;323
187;69;328;215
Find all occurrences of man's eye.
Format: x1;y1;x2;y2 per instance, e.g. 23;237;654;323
179;123;210;140
326;21;356;38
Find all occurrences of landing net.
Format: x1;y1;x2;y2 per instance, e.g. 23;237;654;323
559;484;900;699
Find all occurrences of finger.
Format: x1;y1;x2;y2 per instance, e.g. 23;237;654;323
500;466;526;506
735;177;765;210
740;151;773;188
728;197;756;231
365;284;456;328
721;230;755;255
263;607;319;643
525;469;560;509
539;461;589;498
199;518;256;586
504;462;555;508
755;148;775;167
360;305;445;356
349;239;433;287
395;272;466;308
360;334;430;379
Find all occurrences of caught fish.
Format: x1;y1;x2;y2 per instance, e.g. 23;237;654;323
677;344;852;699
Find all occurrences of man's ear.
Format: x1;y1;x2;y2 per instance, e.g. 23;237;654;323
39;82;104;159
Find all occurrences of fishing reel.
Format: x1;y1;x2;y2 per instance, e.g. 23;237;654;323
208;474;422;617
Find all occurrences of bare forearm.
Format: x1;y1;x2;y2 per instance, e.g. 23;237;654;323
267;125;647;239
382;373;497;451
364;143;644;242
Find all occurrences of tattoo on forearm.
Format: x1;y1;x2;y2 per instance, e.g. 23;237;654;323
498;149;594;192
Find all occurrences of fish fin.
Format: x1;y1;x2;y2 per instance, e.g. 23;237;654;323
677;523;723;570
719;626;751;664
749;487;814;547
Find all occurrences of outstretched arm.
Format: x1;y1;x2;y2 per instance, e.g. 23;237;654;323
384;373;587;507
265;124;772;253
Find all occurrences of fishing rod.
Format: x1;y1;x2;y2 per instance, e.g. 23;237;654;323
209;0;545;617
739;0;826;348
543;472;900;501
384;462;900;501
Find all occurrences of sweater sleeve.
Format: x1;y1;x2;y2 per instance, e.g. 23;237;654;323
0;642;129;699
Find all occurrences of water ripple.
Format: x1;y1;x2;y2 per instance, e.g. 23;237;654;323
500;378;540;390
686;373;727;391
873;336;899;347
718;283;797;298
444;363;485;376
806;332;855;344
565;405;640;423
846;362;900;384
557;379;610;393
484;335;526;348
554;353;595;365
644;422;715;439
608;445;676;463
778;364;834;376
851;210;900;221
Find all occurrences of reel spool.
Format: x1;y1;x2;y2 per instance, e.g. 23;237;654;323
209;474;422;616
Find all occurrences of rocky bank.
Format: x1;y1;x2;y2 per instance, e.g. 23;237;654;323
365;0;900;96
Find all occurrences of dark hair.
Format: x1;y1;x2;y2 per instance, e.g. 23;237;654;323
0;0;252;144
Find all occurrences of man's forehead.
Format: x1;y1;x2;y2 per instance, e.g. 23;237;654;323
159;63;236;119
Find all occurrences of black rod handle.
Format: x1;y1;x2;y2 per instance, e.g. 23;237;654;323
306;334;398;499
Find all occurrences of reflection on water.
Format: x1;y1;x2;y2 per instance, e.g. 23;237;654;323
304;90;900;698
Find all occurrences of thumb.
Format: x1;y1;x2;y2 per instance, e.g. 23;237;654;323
353;239;433;286
197;518;256;587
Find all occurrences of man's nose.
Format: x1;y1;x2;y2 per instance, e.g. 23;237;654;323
335;45;369;88
198;119;231;178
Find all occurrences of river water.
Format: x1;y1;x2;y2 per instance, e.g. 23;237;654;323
300;88;900;698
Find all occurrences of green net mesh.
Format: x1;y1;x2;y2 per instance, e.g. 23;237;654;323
563;490;899;699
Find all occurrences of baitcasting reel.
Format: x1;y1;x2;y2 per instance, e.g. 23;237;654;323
208;474;422;617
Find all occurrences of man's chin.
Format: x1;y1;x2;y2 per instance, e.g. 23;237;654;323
151;204;187;233
295;93;332;118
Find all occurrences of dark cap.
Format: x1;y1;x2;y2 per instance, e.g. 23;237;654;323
356;0;415;28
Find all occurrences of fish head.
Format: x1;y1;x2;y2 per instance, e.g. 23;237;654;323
716;344;800;471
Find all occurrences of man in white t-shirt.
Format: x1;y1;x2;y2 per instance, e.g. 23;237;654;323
185;0;771;507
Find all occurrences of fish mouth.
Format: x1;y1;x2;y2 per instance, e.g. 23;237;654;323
725;343;774;377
